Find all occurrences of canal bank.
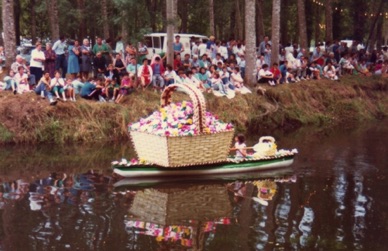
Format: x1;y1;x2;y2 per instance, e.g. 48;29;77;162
0;76;386;144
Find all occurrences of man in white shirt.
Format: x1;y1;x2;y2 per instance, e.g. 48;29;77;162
52;35;67;78
11;55;36;88
258;64;275;86
198;40;207;57
30;42;45;85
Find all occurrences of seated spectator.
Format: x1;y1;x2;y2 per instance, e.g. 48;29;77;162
309;62;321;80
323;61;339;80
103;78;119;102
211;72;227;95
196;67;211;89
71;75;84;95
212;53;223;66
3;69;17;94
182;53;192;70
230;67;244;88
126;58;140;79
151;55;165;92
93;52;107;78
35;71;57;105
64;78;76;101
115;74;133;104
339;53;354;75
173;54;182;71
258;64;275;86
14;66;30;94
354;59;371;77
279;61;288;83
11;55;36;88
113;53;127;76
269;63;281;84
199;54;210;69
238;55;246;79
80;78;103;100
192;56;200;68
50;71;67;101
105;64;120;83
163;65;176;86
137;58;153;90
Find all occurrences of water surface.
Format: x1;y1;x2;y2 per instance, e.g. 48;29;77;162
0;122;387;251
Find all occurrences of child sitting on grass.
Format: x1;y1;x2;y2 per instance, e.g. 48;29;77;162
115;73;133;104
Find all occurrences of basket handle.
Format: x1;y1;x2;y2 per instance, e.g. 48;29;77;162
258;136;275;144
161;84;206;133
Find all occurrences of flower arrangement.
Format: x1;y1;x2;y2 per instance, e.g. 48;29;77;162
129;101;233;137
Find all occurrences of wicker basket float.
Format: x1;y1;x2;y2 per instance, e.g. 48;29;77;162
130;83;234;168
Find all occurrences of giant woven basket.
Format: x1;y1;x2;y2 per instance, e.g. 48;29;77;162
130;83;234;168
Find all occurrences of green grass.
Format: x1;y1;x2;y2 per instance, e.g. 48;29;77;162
0;76;386;145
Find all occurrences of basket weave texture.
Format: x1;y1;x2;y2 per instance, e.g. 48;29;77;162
129;185;232;225
130;84;234;167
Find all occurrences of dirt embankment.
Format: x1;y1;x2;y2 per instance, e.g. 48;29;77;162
0;76;387;144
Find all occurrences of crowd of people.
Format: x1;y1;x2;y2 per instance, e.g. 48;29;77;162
1;34;388;105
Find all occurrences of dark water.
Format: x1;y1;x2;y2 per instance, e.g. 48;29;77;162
0;122;387;251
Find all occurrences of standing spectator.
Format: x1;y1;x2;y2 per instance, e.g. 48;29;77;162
52;35;67;78
80;38;92;81
44;43;56;78
173;35;184;56
206;36;216;59
29;42;45;87
258;36;270;56
191;40;199;58
198;40;207;57
67;40;80;79
92;37;109;57
264;44;272;66
115;36;125;58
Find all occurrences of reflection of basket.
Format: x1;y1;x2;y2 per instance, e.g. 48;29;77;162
253;136;277;157
130;84;234;167
129;185;232;226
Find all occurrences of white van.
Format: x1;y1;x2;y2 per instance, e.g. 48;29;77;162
144;33;208;60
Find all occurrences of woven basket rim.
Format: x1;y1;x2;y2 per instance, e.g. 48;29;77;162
129;128;235;137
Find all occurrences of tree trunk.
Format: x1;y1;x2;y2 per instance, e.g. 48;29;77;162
280;0;289;45
77;0;87;40
209;0;215;36
366;0;385;52
101;0;109;39
178;0;188;33
376;16;383;51
314;4;320;45
14;0;20;46
121;10;128;43
271;0;281;65
245;0;256;85
297;0;308;54
352;0;367;42
2;0;17;67
166;0;176;65
325;0;333;42
256;0;265;43
47;0;59;41
161;0;166;31
30;0;37;44
235;0;243;40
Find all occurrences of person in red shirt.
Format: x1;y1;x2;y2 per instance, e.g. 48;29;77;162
270;63;281;84
173;54;182;71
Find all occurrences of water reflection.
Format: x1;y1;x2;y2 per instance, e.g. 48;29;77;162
0;122;386;250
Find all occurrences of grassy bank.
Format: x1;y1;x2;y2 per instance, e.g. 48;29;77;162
0;76;386;144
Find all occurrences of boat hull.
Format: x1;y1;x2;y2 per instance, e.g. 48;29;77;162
113;155;294;178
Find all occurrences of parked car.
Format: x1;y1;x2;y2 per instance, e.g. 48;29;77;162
143;33;208;60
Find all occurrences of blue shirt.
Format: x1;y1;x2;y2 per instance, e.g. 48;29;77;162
52;40;67;55
80;82;96;97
